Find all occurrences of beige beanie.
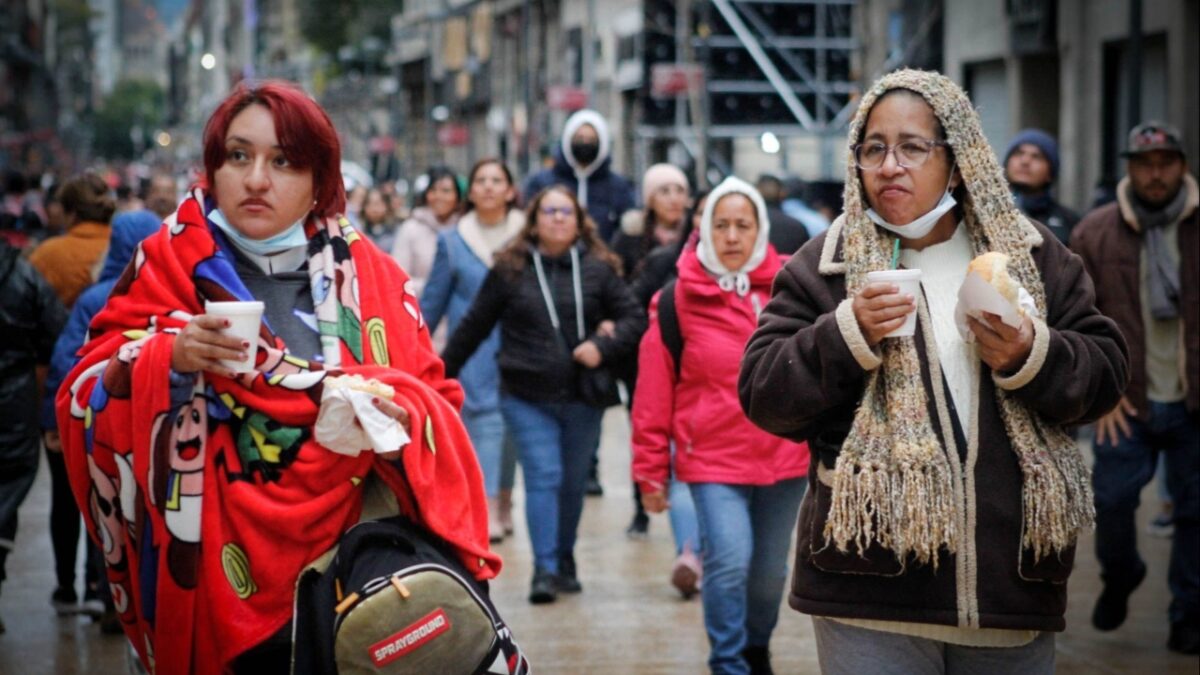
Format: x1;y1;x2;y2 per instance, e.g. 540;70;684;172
641;163;689;208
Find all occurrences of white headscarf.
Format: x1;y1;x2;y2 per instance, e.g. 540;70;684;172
696;176;772;296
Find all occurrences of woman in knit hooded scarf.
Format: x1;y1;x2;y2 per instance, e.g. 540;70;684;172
739;69;1128;673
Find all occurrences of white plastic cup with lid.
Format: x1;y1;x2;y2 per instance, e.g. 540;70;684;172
204;301;264;372
865;269;922;338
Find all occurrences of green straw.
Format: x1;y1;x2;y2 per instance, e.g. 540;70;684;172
890;238;901;269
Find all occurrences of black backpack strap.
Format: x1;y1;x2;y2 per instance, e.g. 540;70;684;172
657;279;683;379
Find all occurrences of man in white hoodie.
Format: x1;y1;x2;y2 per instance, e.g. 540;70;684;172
523;109;636;243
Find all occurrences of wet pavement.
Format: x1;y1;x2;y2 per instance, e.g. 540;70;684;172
0;410;1196;673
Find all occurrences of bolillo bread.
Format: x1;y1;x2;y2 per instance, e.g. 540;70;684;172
325;373;396;399
967;252;1020;307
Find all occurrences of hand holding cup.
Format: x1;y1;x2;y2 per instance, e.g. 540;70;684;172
853;272;920;347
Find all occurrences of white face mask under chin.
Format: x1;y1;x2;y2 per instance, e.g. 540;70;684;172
865;170;958;240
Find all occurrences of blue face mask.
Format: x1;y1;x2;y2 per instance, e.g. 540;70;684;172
208;208;310;255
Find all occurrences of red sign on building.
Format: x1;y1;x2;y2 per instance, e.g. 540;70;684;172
546;85;590;111
436;124;470;146
650;63;705;99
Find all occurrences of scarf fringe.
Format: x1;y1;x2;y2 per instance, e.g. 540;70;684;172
824;445;957;570
1015;418;1096;561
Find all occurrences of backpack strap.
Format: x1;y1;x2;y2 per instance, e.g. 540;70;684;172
657;279;683;379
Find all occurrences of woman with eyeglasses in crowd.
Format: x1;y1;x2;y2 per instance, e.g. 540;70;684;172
442;185;646;604
740;69;1127;675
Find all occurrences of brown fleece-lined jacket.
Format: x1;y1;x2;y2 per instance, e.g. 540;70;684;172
1070;174;1199;421
738;217;1128;632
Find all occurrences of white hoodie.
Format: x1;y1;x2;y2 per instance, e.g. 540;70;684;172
560;109;612;209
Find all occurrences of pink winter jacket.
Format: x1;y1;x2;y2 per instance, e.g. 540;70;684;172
631;248;809;493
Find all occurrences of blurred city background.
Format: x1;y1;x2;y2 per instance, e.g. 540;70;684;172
3;0;1196;206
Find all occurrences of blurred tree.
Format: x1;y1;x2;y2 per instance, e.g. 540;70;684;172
299;0;405;57
92;80;165;159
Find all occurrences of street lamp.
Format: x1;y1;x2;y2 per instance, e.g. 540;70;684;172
201;53;216;70
760;131;781;155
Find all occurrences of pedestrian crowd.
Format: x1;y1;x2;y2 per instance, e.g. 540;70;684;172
0;69;1195;675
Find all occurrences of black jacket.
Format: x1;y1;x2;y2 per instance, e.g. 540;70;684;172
442;244;646;404
767;205;810;255
0;241;65;461
1015;192;1080;245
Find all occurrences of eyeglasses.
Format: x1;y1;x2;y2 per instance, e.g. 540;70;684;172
852;139;949;170
539;206;574;218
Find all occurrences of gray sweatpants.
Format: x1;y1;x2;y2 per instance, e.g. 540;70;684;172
812;617;1055;675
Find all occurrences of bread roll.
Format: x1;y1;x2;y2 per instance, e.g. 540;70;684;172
325;374;396;399
967;252;1019;306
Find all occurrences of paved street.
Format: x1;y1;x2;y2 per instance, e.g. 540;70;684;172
0;410;1196;674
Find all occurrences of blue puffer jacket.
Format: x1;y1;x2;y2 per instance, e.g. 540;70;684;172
421;227;504;415
42;210;162;429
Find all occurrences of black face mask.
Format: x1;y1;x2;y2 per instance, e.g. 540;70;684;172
570;140;600;166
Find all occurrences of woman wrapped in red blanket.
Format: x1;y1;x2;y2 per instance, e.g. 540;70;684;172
55;80;500;674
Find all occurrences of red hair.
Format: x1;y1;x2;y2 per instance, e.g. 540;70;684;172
202;80;346;217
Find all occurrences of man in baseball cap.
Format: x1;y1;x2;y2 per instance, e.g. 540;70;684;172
1071;120;1199;654
1123;121;1187;157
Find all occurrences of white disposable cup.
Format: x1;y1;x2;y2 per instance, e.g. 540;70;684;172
865;269;922;338
204;301;264;372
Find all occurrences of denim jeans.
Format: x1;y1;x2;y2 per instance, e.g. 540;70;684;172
1093;400;1199;623
690;478;807;674
668;448;700;555
500;432;517;492
501;394;604;573
462;408;505;497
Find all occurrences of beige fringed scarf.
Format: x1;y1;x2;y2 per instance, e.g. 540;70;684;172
826;69;1094;568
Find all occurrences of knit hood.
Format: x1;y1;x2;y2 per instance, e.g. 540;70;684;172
697;176;772;296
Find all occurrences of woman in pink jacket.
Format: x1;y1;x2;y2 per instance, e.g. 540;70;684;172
632;176;810;675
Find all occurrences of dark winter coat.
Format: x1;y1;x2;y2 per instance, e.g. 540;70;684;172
0;240;65;462
739;218;1127;632
442;243;646;405
523;149;636;243
1070;174;1199;420
1015;192;1080;245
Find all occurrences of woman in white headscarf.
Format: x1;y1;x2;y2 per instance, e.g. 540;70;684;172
633;176;810;674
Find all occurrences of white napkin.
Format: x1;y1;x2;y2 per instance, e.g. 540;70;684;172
955;271;1039;342
314;386;411;457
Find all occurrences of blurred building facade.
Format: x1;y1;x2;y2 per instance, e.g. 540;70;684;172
7;0;1196;203
860;0;1199;211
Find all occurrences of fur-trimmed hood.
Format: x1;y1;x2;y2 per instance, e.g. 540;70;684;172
1116;172;1199;233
